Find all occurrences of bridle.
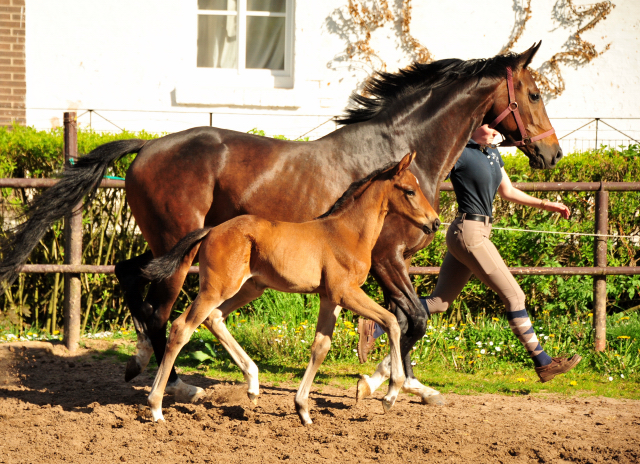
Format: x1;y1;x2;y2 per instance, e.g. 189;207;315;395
488;67;555;147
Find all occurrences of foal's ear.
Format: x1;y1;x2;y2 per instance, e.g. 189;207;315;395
394;152;416;175
516;42;541;70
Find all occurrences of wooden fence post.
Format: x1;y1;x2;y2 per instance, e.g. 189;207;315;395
593;183;608;351
63;112;82;353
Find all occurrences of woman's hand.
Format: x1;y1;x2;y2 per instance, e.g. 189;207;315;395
541;200;570;219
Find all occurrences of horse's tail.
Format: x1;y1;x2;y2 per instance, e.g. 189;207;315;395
141;227;213;282
0;139;148;294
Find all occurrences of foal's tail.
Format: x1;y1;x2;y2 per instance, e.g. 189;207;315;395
0;139;147;294
141;227;213;282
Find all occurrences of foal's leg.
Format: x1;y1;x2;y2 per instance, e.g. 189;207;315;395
147;295;219;422
201;283;265;404
339;288;404;413
295;296;341;426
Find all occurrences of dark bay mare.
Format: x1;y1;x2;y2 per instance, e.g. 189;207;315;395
142;153;439;425
0;43;561;404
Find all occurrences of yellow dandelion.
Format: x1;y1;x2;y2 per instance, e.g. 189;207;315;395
448;346;456;349
277;334;284;338
492;317;500;322
569;381;577;386
240;319;247;323
468;361;475;365
617;336;631;339
549;334;555;338
53;330;60;335
448;324;455;328
621;317;630;321
348;330;356;336
554;346;559;349
344;321;354;328
516;378;526;383
477;354;482;357
457;356;464;359
587;313;593;317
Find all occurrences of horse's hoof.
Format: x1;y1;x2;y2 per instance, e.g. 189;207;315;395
247;392;258;405
382;395;396;413
422;393;446;406
124;356;143;382
356;375;372;403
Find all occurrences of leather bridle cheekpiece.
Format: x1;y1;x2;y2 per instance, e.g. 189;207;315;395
488;67;555;147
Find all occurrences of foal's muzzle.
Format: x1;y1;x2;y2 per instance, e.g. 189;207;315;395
423;218;441;235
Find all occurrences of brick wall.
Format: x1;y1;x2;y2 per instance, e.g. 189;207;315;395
0;0;24;126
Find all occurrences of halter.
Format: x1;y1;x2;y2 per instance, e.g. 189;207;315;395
488;67;555;147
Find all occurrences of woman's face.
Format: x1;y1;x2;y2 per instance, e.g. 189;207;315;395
471;124;500;145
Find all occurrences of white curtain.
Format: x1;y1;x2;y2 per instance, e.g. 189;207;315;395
197;0;286;70
197;0;238;68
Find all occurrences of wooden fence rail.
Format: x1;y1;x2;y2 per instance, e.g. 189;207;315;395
3;112;639;353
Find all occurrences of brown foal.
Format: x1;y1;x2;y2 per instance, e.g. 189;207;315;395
143;153;439;425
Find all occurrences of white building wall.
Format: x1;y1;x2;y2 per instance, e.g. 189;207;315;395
25;0;640;148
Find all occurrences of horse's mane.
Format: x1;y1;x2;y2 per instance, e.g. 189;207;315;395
316;162;396;219
336;53;521;126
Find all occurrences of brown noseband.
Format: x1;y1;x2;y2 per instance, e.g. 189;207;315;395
489;67;555;147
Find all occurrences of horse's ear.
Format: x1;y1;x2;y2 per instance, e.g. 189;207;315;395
394;152;416;175
516;42;541;70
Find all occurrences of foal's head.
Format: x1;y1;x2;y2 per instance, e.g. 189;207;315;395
383;152;440;235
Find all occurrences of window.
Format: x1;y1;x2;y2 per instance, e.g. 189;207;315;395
197;0;291;74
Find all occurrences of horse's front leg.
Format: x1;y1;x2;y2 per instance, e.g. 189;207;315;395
339;287;404;413
358;245;444;405
294;296;341;425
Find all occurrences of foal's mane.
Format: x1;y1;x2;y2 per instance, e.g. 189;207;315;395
336;53;521;126
316;162;396;219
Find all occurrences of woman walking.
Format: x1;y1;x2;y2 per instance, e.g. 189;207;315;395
358;124;581;382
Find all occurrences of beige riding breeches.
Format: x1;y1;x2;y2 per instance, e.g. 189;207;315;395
424;215;526;314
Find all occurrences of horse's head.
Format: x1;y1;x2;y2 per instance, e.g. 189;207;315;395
387;152;441;235
487;42;562;169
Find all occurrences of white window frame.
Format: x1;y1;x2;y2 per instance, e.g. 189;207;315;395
194;0;294;88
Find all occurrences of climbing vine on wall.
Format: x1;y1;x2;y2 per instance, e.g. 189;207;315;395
340;0;615;99
345;0;433;71
502;0;615;97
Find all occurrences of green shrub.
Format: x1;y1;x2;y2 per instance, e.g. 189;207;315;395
0;123;638;343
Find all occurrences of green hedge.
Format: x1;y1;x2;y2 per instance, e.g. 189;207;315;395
0;123;638;333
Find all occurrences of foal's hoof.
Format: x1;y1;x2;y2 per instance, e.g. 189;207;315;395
124;356;143;382
356;375;372;403
166;379;205;403
422;393;446;406
247;392;258;406
382;395;396;413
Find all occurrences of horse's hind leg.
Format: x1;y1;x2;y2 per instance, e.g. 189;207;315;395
114;252;154;382
201;282;265;404
295;296;341;425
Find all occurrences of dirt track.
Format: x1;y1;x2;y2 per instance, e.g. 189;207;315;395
1;341;639;464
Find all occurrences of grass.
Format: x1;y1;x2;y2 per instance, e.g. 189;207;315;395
2;289;640;400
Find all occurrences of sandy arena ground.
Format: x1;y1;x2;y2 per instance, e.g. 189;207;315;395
0;341;639;463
